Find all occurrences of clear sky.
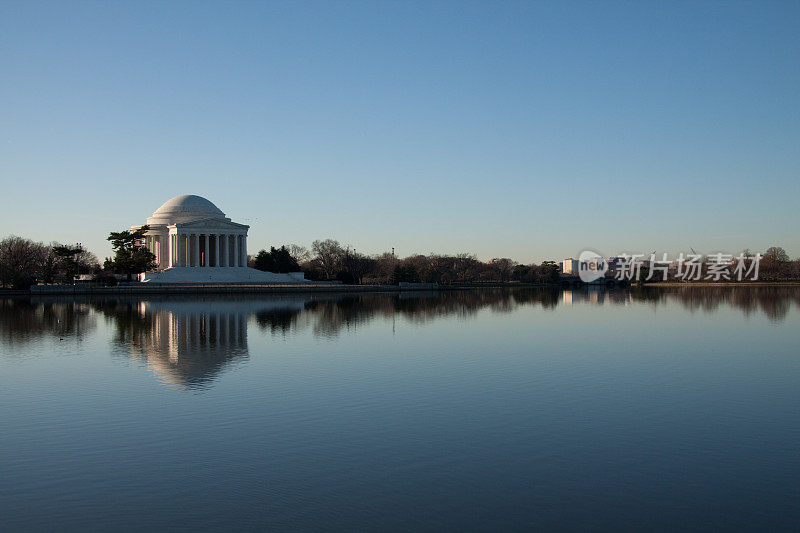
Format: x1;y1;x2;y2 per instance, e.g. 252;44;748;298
1;0;798;263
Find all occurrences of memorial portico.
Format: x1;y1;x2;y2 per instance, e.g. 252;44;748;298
160;229;247;268
131;195;305;283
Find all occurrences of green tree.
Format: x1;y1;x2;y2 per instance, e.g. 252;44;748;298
272;246;300;272
50;244;99;282
107;226;156;281
253;246;301;273
537;261;561;284
52;244;83;282
253;249;275;272
392;264;420;284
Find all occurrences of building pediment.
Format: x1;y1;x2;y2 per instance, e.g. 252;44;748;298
170;218;249;230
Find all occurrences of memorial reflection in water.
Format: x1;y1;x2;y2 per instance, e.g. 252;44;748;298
110;298;307;388
1;287;797;390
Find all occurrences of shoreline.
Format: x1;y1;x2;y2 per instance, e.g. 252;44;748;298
23;283;433;296
642;281;800;287
1;281;798;297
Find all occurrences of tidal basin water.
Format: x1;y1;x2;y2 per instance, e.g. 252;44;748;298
1;288;799;531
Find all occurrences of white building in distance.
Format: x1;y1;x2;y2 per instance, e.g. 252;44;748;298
130;194;306;283
562;258;579;275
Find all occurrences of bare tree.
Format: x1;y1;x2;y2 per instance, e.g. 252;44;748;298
371;252;397;284
764;246;790;263
762;246;793;279
287;244;311;264
453;253;481;282
404;254;431;282
341;250;376;284
488;258;517;282
0;236;50;288
311;239;345;280
427;254;455;284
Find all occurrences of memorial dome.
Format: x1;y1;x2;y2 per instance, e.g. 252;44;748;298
147;195;228;225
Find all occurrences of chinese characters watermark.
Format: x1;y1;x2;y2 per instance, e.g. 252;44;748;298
575;251;761;282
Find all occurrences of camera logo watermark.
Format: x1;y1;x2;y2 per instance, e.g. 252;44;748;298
577;250;608;282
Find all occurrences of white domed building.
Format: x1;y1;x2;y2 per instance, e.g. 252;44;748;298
130;195;305;283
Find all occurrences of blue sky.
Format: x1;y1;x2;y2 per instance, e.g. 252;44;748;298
1;1;798;262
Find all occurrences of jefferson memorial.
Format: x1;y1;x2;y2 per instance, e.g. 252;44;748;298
130;195;306;283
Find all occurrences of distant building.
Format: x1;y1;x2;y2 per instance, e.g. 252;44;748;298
562;258;579;275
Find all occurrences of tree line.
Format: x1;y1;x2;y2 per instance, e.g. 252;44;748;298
249;239;563;285
0;227;155;288
3;231;799;289
756;247;800;281
0;236;100;289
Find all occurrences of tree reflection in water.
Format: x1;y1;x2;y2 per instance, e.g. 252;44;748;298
0;297;96;347
627;286;800;323
1;287;797;387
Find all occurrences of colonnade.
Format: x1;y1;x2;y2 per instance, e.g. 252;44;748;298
147;232;248;269
132;309;248;388
164;310;248;355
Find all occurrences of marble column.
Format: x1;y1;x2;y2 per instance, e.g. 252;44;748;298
192;235;199;267
167;234;173;268
215;234;220;267
235;234;240;267
204;234;209;267
152;236;158;266
242;235;247;267
180;234;186;267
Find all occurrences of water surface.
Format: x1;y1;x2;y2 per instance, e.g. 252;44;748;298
1;288;799;531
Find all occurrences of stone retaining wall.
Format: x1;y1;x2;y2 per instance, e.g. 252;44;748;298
27;283;440;295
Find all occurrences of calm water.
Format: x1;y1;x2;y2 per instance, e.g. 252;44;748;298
1;288;799;531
